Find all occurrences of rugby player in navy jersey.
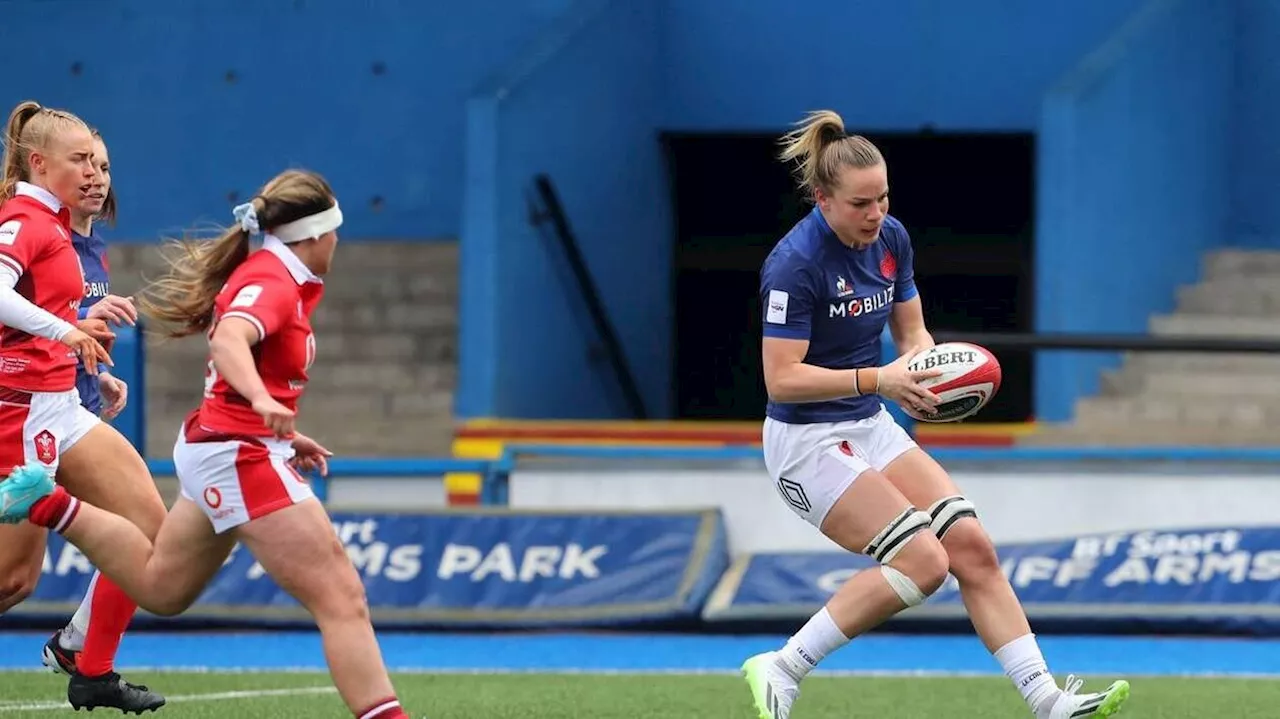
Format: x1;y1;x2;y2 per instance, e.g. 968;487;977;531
70;129;136;420
740;110;1130;719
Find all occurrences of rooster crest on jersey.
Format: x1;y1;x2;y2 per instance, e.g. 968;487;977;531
880;252;896;279
902;342;1002;423
835;276;853;298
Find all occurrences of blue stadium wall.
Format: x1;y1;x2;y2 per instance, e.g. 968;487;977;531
1233;0;1280;247
5;0;1274;423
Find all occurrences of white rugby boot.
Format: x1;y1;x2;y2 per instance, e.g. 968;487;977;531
741;651;800;719
1041;674;1130;718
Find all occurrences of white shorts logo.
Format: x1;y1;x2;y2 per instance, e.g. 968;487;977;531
766;289;789;324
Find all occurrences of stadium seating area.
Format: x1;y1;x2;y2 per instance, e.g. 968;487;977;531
107;242;460;459
1026;249;1280;447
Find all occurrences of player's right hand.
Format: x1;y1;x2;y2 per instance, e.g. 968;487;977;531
251;396;296;438
60;328;112;376
77;319;117;352
875;346;942;415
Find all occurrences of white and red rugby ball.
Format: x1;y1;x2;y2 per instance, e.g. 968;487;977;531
902;342;1002;423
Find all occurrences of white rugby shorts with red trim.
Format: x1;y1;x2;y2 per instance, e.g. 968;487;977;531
0;386;100;475
173;414;314;534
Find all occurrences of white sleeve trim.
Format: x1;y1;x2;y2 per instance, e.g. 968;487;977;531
0;254;22;277
0;264;76;341
219;311;267;342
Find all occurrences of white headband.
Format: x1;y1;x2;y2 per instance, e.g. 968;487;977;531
232;201;343;244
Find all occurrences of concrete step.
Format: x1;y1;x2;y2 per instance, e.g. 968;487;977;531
1203;249;1280;279
320;273;458;304
1149;314;1280;338
1177;279;1280;316
320;332;448;362
331;241;458;271
310;303;457;333
1121;351;1280;374
306;417;456;457
143;334;210;360
298;391;392;420
1101;368;1280;398
305;361;454;393
387;390;455;418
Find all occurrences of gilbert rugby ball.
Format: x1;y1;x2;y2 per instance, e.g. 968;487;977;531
902;342;1002;423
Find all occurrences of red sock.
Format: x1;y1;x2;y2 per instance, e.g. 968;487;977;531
355;697;408;719
28;486;80;532
75;575;137;677
30;488;134;677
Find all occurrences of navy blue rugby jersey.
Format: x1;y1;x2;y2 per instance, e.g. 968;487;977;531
760;207;918;424
73;227;111;414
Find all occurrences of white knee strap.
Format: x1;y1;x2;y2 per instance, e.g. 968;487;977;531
863;507;932;563
881;565;927;607
927;495;978;540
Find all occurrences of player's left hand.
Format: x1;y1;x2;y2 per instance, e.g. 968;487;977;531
98;372;128;420
290;433;333;477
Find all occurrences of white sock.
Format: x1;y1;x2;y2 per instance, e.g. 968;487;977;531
995;633;1059;715
61;572;99;651
774;607;849;680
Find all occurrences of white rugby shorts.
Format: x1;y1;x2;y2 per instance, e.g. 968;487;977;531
173;423;314;534
762;406;917;529
0;387;100;475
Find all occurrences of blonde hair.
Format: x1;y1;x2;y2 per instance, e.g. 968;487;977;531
778;110;885;200
138;169;336;339
1;100;91;201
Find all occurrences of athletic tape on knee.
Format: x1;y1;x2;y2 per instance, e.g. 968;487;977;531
927;495;978;540
880;565;927;607
863;507;932;563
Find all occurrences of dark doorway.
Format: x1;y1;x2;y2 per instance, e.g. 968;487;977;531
664;131;1035;422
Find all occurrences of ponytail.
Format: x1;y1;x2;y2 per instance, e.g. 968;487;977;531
0;102;44;202
138;224;252;339
778;109;885;199
138;169;336;339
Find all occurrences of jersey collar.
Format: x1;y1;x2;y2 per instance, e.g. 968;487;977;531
15;181;63;213
262;234;322;285
810;205;836;238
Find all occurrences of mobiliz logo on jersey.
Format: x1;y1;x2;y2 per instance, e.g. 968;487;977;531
829;284;895;318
